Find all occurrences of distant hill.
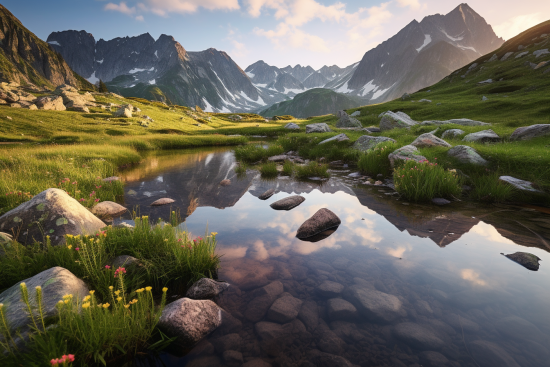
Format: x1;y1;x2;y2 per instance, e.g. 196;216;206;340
260;88;362;118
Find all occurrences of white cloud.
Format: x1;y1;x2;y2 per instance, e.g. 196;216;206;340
493;12;544;40
105;0;239;17
104;2;136;15
396;0;422;10
135;15;145;21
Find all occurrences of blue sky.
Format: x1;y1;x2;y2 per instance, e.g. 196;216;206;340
4;0;549;70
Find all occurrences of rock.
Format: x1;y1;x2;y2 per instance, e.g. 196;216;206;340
478;79;493;84
393;322;444;350
91;201;127;218
535;61;550;70
298;300;319;331
150;198;175;206
516;51;529;58
418;99;432;103
35;96;66;111
500;52;514;61
411;133;451;148
211;333;242;352
421;118;490;127
352;135;396;152
495;315;545;343
259;189;275;200
534;49;550;58
114;105;132;118
9;103;21;108
223;350;243;367
327;298;357;321
482;96;488;101
486;54;498;62
401;93;411;100
316;280;345;298
388;145;427;167
336;110;347;117
0;232;13;246
270;195;305;211
336;114;362;128
380;111;418;131
255;321;293;341
245;281;284;322
307;350;355;367
306;123;331;133
243;360;272;367
350;111;360;117
158;298;222;349
499;176;543;193
26;104;38;110
284;122;300;130
432;198;451;206
267;155;288;162
0;188;105;246
54;84;78;95
469;340;521;367
315;323;346;355
0;267;88;337
441;129;465;139
345;285;404;322
220;179;231;186
186;278;230;299
319;133;349;144
102;176;119;182
510;124;550;141
447;145;488;165
503;252;541;271
114;222;134;229
111;255;139;268
462;129;501;143
68;105;90;113
267;295;303;323
295;208;341;239
364;127;381;133
420;351;449;367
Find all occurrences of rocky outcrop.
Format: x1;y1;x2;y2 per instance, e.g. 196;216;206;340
510;124;550;141
114;104;133;118
270;195;305;210
380;112;417;131
296;208;341;239
388;145;427;167
447;145;488;165
411;133;451;148
35;96;66;111
306;123;331;133
352;136;396;151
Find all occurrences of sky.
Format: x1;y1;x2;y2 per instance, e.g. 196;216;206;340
4;0;549;70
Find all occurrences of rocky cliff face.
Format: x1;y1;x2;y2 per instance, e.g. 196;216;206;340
280;64;315;82
0;5;92;89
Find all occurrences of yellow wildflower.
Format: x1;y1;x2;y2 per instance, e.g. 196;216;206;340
114;290;121;296
64;299;70;304
211;232;218;236
97;303;102;308
109;286;113;290
145;286;152;292
82;302;90;309
57;300;64;305
136;288;144;293
102;303;110;309
124;304;130;309
116;297;122;302
89;290;95;295
162;287;168;293
131;299;138;304
83;295;91;302
67;245;72;250
63;294;72;299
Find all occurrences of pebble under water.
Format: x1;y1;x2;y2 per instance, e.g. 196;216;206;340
118;148;550;367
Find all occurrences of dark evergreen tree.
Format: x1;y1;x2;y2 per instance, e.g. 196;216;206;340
98;79;108;93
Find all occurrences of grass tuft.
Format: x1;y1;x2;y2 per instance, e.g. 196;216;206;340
259;162;278;178
357;142;397;177
295;162;330;179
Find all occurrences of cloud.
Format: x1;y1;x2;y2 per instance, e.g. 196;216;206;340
135;15;145;21
493;12;544;40
396;0;422;10
460;268;487;286
104;2;136;15
104;0;239;17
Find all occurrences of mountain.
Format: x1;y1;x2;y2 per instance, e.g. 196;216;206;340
260;88;362;118
280;64;315;82
0;5;92;89
302;72;329;89
328;3;504;103
244;60;308;98
47;31;280;112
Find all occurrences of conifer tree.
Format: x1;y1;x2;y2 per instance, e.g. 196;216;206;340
98;79;108;93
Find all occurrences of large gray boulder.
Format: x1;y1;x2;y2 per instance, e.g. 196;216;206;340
411;133;451;148
447;145;488;165
421;118;490;127
319;134;349;144
393;322;444;350
336;114;361;128
344;285;405;322
510;124;550;141
0;188;106;246
441;129;465;139
186;278;230;299
380;111;417;131
91;201;127;218
469;340;521;367
114;104;133;118
158;298;222;349
295;208;341;239
0;267;89;337
503;252;541;271
35;96;66;111
388;145;427;167
306;123;331;133
499;176;544;193
336;110;347;118
284;123;300;130
462;129;501;143
352;135;396;152
270;195;305;211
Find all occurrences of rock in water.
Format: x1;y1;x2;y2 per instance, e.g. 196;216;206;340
258;189;275;200
186;278;230;299
91;201;127;218
462;129;501;143
336;114;362;128
306;123;331;133
267;294;303;323
284;123;300;130
388;145;427;167
150;198;175;206
379;111;417;131
270;195;305;211
296;208;341;239
393;322;444;350
499;176;544;193
352;135;396;152
510;124;550;141
220;179;231;186
158;298;222;349
327;298;357;321
447;145;488;165
432;198;451;206
441;129;465;139
0;188;105;246
411;133;451;148
319;133;349;144
344;285;404;322
469;340;521;367
316;281;344;298
0;267;89;337
504;252;541;271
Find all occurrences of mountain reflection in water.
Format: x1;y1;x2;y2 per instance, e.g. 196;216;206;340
120;148;550;367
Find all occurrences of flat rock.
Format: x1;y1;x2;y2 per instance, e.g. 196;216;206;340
504;252;541;271
421;118;490;127
336;114;362;128
420;351;449;367
510;124;550;141
411;133;451;148
270;195;305;211
352;135;396;152
319;133;349;144
284;123;300;130
186;278;230;299
0;188;105;246
258;189;275;200
158;298;222;349
315;324;346;355
306;123;331;133
307;350;355;367
35;96;66;111
267;295;303;323
296;208;341;239
246;281;284;322
91;201;127;218
447;145;488;165
364;127;381;133
223;350;243;367
418;99;432;103
388;145;427;167
469;340;521;367
102;176;120;182
211;333;242;353
462;129;501;143
267;155;288;162
316;280;345;298
380;111;418;131
441;129;465;139
495;315;545;342
432;198;451;206
327;298;357;321
345;285;404;322
150;198;175;206
499;176;543;193
393;322;444;350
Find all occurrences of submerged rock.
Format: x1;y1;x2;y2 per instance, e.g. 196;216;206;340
150;198;175;206
327;298;357;321
270;195;305;211
306;123;331;133
267;294;303;323
296;208;341;239
319;133;349;144
393;322;444;350
388;145;427;167
186;278;230;299
344;285;405;322
469;340;521;367
352;135;396;152
447;145;488;165
432;198;451;206
411;133;451;148
316;280;344;298
258;189;275;200
503;252;541;271
499;176;544;193
510;124;550;141
462;129;501;143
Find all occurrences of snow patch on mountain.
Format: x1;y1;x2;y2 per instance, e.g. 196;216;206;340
87;72;99;84
246;71;255;78
48;41;61;46
372;83;395;100
360;80;377;96
336;81;352;93
148;79;156;85
416;34;432;52
202;97;214;112
441;29;464;42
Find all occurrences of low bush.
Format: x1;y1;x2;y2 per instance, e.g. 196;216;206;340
357;142;397;176
272;115;294;121
234;144;284;163
259;162;278;178
295;162;330;179
282;160;294;176
468;173;515;203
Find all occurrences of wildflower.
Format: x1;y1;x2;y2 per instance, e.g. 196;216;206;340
115;290;121;296
83;295;91;302
162;287;168;293
89;290;95;295
105;265;111;270
136;288;144;293
116;297;122;302
145;286;152;292
75;247;80;251
124;304;130;309
102;303;110;308
211;232;218;236
72;181;77;185
95;198;100;202
82;302;90;309
67;245;72;250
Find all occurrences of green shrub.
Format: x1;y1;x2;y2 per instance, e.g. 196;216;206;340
272;115;294;121
468;174;515;203
259;162;278;178
234;162;247;175
357;142;397;176
393;160;462;202
295;162;329;179
234;144;284;163
282;160;294;176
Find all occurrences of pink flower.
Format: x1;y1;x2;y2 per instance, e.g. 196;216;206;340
95;198;100;202
50;359;59;366
72;181;77;185
105;265;111;269
75;247;80;251
114;267;127;278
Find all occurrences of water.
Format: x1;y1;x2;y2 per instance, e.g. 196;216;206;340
119;147;550;367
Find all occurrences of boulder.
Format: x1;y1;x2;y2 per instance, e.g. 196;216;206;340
298;300;319;331
336;114;361;128
26;104;38;110
150;198;175;206
336;110;347;118
411;133;451;148
364;127;381;133
54;84;78;95
441;129;465;139
158;298;222;349
9;103;21;108
380;111;418;131
495;315;545;342
267;295;303;323
306;123;331;133
91;201;127;218
469;340;521;367
388;145;427;167
111;255;139;269
327;298;357;321
534;49;550;58
267;155;288;162
421;118;490;126
482;96;488;101
296;208;341;239
0;188;105;246
223;350;243;367
211;333;242;352
220;179;231;186
447;145;488;165
270;195;305;211
245;281;284;322
510;124;550;141
401;93;411;100
284;123;300;130
0;267;88;336
114;105;133;118
316;280;344;298
500;52;514;61
186;278;230;299
35;96;66;111
420;351;449;367
258;189;275;200
319;133;349;144
352;135;396;152
418;99;432;103
393;322;444;350
307;350;355;367
67;105;90;113
344;285;404;322
350;111;360;117
432;198;451;206
503;252;541;271
499;176;544;193
462;129;501;143
255;321;293;341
